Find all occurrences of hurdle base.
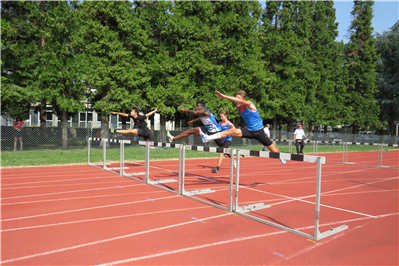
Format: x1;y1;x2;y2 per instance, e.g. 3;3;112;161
123;172;146;176
315;225;349;241
148;179;176;184
183;188;215;196
106;167;129;170
345;162;355;165
380;165;389;168
235;203;271;213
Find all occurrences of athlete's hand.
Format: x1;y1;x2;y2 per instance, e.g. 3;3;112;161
215;91;225;99
187;121;193;125
178;109;186;113
110;111;117;115
154;107;158;112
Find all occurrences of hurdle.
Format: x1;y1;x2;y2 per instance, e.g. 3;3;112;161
88;138;349;240
310;140;398;169
88;137;144;177
180;145;236;212
232;149;348;241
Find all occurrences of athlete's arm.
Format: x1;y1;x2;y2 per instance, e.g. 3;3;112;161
178;109;209;117
145;107;158;117
110;111;128;117
187;117;201;125
215;91;255;110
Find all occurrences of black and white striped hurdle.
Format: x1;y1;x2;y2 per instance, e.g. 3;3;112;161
309;140;398;168
87;137;347;241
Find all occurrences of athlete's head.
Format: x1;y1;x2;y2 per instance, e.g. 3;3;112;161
196;100;205;110
234;90;247;107
220;110;228;122
130;107;140;116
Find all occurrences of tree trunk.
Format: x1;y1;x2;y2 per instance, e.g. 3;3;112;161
324;125;328;141
39;102;47;144
308;121;313;139
288;120;293;139
160;114;166;143
101;113;109;147
273;117;277;139
62;111;68;150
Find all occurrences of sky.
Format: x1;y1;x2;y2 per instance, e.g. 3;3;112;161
334;0;399;43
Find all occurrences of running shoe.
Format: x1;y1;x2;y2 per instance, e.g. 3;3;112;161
167;131;174;143
212;166;219;173
280;159;286;164
198;127;208;143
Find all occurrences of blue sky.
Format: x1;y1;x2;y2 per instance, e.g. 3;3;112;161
335;1;399;43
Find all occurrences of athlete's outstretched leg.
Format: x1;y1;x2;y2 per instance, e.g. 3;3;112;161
167;127;198;143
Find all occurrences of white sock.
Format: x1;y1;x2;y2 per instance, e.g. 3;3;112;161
207;133;221;141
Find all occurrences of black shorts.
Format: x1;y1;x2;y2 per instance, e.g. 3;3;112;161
240;128;273;147
13;130;23;138
138;128;151;140
200;126;225;148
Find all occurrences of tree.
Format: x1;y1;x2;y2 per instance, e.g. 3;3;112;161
1;1;39;119
343;1;380;135
306;1;347;138
34;1;86;149
76;1;149;139
261;1;307;132
374;21;399;137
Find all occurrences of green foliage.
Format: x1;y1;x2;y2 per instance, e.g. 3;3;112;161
375;21;399;135
343;1;380;130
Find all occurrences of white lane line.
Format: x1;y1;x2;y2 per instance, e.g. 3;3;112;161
1;195;177;222
0;213;231;264
1;190;167;206
1;180;137;190
1;183;145;200
94;212;399;266
1;205;211;232
1;176;119;186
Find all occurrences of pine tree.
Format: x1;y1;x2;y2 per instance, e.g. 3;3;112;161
306;1;347;137
344;1;379;135
375;21;399;137
76;1;149;138
1;1;40;119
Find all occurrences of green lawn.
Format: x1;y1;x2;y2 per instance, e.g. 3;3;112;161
1;143;396;168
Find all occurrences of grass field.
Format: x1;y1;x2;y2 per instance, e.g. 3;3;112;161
1;141;397;168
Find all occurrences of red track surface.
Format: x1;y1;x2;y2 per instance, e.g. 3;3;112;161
1;150;398;265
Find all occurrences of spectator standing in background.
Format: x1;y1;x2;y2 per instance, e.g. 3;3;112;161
294;124;308;155
13;116;24;151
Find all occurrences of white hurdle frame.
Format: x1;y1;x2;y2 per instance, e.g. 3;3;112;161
88;138;349;241
232;149;348;241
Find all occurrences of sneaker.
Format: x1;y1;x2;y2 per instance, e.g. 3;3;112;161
13;148;16;151
149;145;155;149
212;166;219;173
300;152;304;155
233;159;237;169
20;148;23;151
167;131;174;143
198;127;208;143
280;159;286;165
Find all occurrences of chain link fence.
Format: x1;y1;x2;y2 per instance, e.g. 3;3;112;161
1;124;398;152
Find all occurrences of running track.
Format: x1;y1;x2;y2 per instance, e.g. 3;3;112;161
1;150;398;265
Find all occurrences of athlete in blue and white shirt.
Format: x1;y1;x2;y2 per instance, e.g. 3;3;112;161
167;101;225;148
198;90;286;164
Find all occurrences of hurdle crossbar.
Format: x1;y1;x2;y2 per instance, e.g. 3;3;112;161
88;138;348;240
309;140;398;169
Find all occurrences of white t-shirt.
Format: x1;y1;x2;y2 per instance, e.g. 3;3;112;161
294;129;306;140
264;127;270;138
